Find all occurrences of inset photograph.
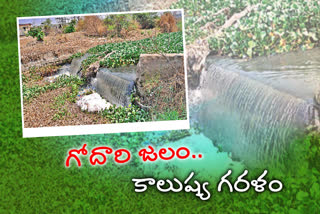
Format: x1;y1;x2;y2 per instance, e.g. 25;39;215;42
18;9;189;137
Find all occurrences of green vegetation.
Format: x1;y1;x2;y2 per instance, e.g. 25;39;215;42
140;69;187;122
51;92;70;120
176;20;183;31
277;131;320;213
43;18;52;35
52;84;79;107
50;85;78;121
23;75;84;101
67;52;85;62
100;93;149;123
2;0;320;212
100;90;186;123
155;109;186;121
173;0;320;58
83;32;183;69
101;104;150;123
52;107;69;121
104;14;140;37
27;27;44;41
64;19;76;34
104;15;129;37
22;31;185;123
21;67;42;84
86;31;185;122
133;13;158;29
3;41;320;214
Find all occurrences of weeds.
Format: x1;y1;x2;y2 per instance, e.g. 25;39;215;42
52;108;69;121
154;106;187;121
84;32;183;69
67;52;84;62
22;65;61;85
101;104;150;123
64;19;76;34
27;27;44;41
155;110;180;121
49;84;79;121
23;75;84;101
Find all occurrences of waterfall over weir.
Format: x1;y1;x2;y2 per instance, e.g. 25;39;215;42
70;53;90;76
94;68;136;107
193;56;316;165
49;55;137;107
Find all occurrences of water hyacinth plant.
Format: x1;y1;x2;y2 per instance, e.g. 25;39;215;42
172;0;320;58
83;32;183;69
23;75;84;101
101;103;150;123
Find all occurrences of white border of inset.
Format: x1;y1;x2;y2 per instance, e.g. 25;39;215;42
17;9;190;138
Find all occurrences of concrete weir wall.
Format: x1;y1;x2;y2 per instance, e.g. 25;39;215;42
95;69;136;107
95;53;184;108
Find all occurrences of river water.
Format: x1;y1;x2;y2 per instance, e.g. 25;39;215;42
190;48;320;166
213;48;320;102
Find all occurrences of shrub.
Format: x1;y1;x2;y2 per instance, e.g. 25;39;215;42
64;20;76;34
75;19;85;32
127;19;141;31
83;16;106;36
23;75;84;101
27;27;44;41
43;18;52;36
104;14;140;37
133;13;157;29
158;12;178;33
106;24;117;37
105;15;126;36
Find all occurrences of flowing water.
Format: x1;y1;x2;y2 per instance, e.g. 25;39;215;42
48;55;137;107
46;53;91;81
94;67;136;107
70;53;90;75
191;48;320;165
214;48;320;102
